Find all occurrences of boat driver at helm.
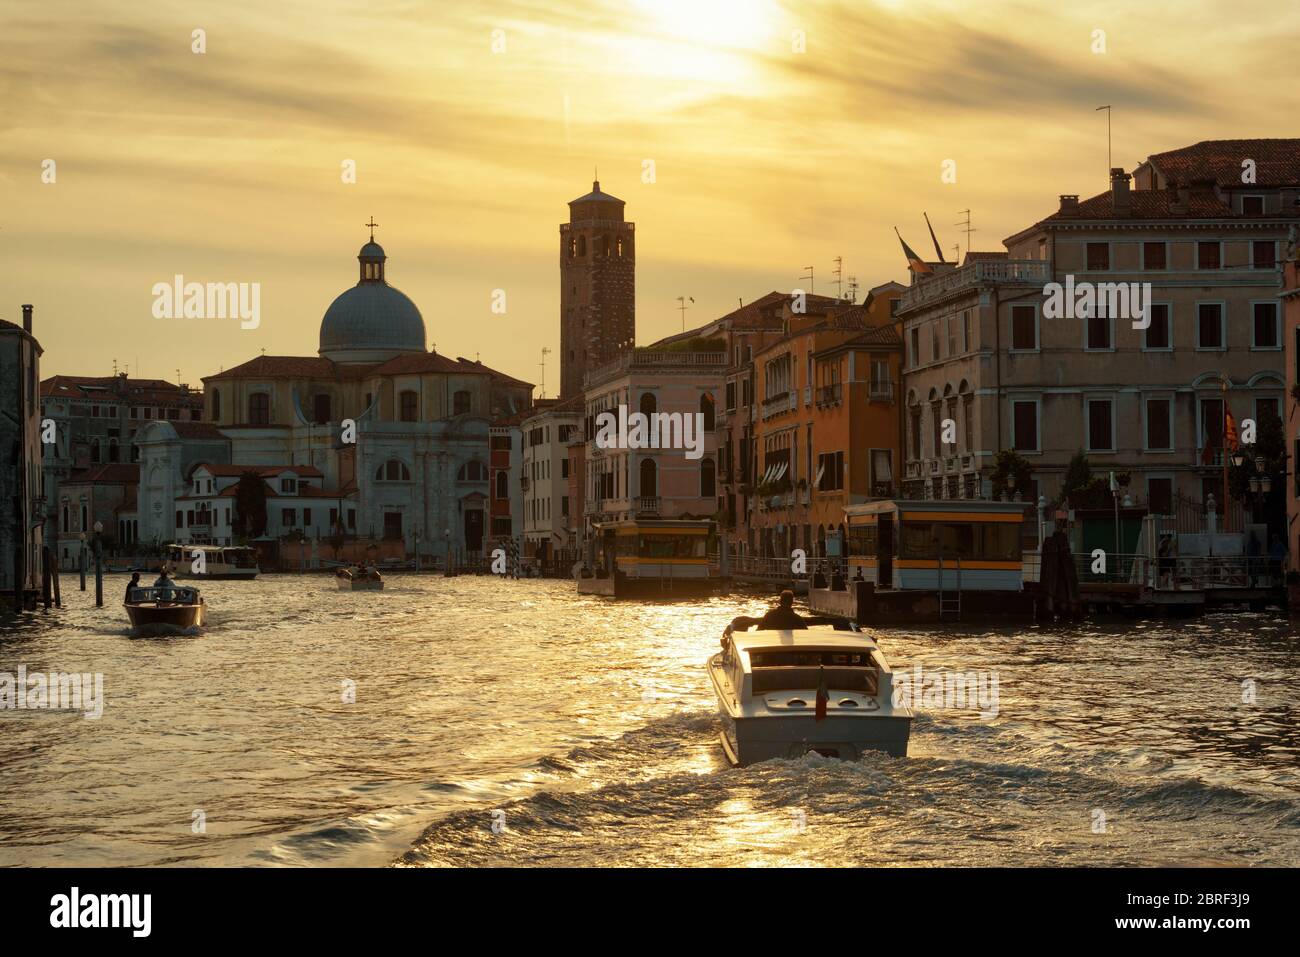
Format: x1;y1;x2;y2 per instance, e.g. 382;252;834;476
724;589;808;642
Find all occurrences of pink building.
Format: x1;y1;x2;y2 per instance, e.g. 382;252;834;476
580;345;724;539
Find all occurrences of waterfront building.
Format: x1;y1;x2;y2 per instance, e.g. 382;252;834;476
521;396;582;562
40;372;202;550
0;305;45;606
489;411;527;560
55;463;140;569
580;343;725;538
135;234;533;562
560;180;635;399
172;463;330;545
900;139;1300;511
1283;228;1300;566
748;298;903;559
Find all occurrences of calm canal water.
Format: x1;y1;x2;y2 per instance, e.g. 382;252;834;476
1;575;1297;867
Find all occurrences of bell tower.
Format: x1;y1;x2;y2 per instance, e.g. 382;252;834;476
559;179;635;399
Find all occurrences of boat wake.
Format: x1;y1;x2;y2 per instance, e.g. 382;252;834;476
396;708;1300;867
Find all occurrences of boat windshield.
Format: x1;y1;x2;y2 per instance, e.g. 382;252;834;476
129;586;199;604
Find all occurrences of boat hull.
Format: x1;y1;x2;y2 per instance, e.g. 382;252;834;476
336;577;383;590
174;569;258;581
125;600;205;635
709;654;910;766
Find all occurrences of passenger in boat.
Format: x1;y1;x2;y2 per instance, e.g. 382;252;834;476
124;572;141;603
153;567;176;601
723;590;808;639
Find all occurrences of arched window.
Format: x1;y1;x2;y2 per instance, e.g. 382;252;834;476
639;458;657;498
399;390;418;422
701;458;716;498
453;390;471;415
700;392;715;431
212;388;221;421
569;237;577;257
312;393;331;425
458;460;488;482
616;237;624;258
108;438;119;463
90;439;100;463
375;459;412;481
249;392;270;425
495;471;508;500
639;392;657;417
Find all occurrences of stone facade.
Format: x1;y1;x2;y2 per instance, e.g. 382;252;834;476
0;305;44;603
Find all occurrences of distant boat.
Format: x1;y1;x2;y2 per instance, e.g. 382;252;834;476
335;566;384;591
166;545;259;580
708;620;912;765
124;585;205;635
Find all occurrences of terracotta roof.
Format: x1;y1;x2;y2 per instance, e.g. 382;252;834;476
1039;186;1238;223
64;464;140;484
651;291;847;347
1145;138;1300;189
826;325;903;350
204;356;351;381
170;421;227;440
192;462;322;478
41;374;199;403
962;251;1009;263
204;351;533;388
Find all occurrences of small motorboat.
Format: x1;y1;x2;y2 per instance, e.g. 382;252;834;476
124;585;205;635
336;566;384;591
708;618;912;766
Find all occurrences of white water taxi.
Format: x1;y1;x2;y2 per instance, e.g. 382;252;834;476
708;620;912;765
166;544;259;580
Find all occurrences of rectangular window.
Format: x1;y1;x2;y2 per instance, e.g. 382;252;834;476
1241;195;1265;216
946;315;959;355
1148;477;1173;515
1142;242;1166;270
281;508;294;526
1253;302;1279;348
1087;398;1114;451
1197;241;1221;270
1086;313;1111;350
1144;303;1170;350
1011;305;1037;350
303;508;311;526
931;323;940;362
1145;398;1172;451
1012;400;1039;452
1253;241;1276;269
962;309;972;351
1197;303;1223;349
1256;397;1280;424
1086;242;1110;271
909;328;920;367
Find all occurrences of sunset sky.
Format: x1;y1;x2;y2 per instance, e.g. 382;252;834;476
3;0;1297;391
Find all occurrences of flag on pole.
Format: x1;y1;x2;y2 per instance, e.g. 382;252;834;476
895;228;932;275
1224;406;1239;452
814;664;829;722
924;212;946;264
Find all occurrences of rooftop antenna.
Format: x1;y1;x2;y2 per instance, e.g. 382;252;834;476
955;210;977;255
539;346;551;399
800;265;815;295
832;256;844;299
112;358;118;376
677;295;694;332
846;276;860;302
1096;105;1112;179
952;243;961;263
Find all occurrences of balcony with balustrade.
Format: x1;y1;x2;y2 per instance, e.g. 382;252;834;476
897;259;1050;312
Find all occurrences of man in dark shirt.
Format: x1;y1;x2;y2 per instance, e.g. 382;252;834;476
124;572;141;603
757;590;806;630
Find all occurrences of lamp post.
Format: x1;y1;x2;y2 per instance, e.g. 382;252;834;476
1005;473;1017;502
93;520;104;608
78;531;86;591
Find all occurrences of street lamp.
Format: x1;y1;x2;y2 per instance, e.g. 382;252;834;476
1005;473;1017;502
92;520;104;607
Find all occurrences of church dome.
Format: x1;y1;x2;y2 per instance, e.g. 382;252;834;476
319;235;427;364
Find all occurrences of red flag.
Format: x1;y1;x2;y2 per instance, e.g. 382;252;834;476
1225;406;1239;452
814;665;829;722
895;228;932;275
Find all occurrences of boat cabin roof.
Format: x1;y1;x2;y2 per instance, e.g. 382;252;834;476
728;626;878;655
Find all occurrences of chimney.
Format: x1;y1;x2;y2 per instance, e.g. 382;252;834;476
1059;194;1079;215
1170;182;1190;215
1110;167;1131;216
21;304;32;334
